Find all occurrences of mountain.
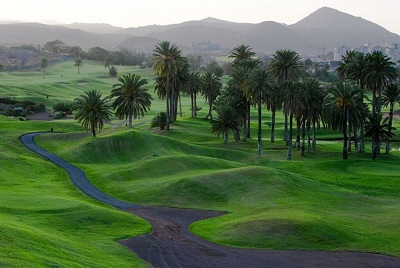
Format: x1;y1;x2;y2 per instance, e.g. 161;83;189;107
289;7;400;49
0;7;399;56
0;23;128;50
63;23;122;34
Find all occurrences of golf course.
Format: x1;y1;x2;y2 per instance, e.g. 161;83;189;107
1;60;400;267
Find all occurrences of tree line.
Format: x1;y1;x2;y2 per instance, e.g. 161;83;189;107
72;41;399;160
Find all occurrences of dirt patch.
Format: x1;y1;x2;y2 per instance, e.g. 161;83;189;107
120;206;400;268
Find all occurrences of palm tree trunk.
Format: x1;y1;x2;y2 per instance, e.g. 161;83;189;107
191;93;195;117
207;100;213;121
360;123;365;153
179;93;182;118
271;109;276;143
386;102;394;154
343;109;348;160
307;118;311;152
234;130;239;142
354;126;359;153
295;117;301;150
247;102;251;138
92;122;96;137
284;111;288;144
312;118;317;151
301;117;306;156
258;99;262;156
242;116;247;142
347;115;352;153
194;93;198;117
224;129;228;144
287;113;293;160
128;115;133;128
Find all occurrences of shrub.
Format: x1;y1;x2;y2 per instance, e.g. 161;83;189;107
52;111;65;120
109;66;118;77
151;112;167;130
53;101;73;114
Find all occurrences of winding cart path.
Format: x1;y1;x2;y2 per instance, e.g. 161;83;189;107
20;132;400;268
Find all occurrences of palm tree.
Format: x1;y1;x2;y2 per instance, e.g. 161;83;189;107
74;58;83;74
283;81;307;160
364;51;397;114
269;49;303;144
41;58;48;79
303;79;325;152
245;68;272;156
185;71;201;117
265;83;283;143
211;106;241;144
229;45;260;139
229;44;256;66
111;73;152;128
382;83;400;153
153;41;183;130
337;50;357;80
201;72;222;121
323;82;364;160
364;113;395;160
74;89;112;137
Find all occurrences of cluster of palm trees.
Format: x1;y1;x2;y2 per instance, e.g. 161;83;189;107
74;73;152;137
336;50;398;159
73;41;399;160
210;45;399;160
152;41;223;129
212;45;325;160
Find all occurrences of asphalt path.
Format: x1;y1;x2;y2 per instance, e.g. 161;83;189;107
20;132;400;268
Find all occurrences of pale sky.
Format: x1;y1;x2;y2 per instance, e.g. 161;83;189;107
1;0;399;35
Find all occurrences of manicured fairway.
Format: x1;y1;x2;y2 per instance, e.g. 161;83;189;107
1;61;400;267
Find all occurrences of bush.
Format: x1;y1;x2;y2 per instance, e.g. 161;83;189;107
151;112;167;130
52;111;66;120
53;101;72;114
109;66;118;77
0;98;17;105
27;103;46;113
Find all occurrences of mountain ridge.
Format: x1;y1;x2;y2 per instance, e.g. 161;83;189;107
0;7;399;56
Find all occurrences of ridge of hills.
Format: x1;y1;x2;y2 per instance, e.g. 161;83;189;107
0;7;399;56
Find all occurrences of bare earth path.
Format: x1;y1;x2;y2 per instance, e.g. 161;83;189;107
20;132;400;268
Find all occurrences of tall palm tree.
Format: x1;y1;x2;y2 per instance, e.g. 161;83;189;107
201;72;222;121
185;71;201;117
229;44;256;66
363;51;397;114
111;73;152;128
211;106;241;144
382;83;400;153
364;113;395;160
229;45;260;139
74;58;83;74
153;41;183;130
301;78;325;154
74;89;112;137
265;83;283;143
245;68;272;156
41;58;48;79
268;49;303;144
323;82;364;160
283;81;307;160
337;50;357;80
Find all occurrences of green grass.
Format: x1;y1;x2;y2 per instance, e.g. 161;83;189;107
2;62;400;266
0;116;151;267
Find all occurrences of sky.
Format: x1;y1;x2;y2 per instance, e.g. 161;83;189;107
1;0;399;35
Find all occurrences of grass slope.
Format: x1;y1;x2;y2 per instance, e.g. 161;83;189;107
0;116;151;267
36;116;400;257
